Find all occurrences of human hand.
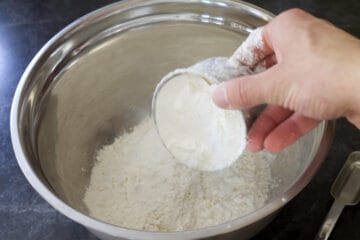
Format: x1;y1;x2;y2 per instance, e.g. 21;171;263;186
212;9;360;152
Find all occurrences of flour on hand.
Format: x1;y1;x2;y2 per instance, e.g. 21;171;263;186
229;27;266;68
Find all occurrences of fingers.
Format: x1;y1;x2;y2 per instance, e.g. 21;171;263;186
247;105;293;151
212;66;285;109
262;8;318;61
212;75;261;109
247;107;320;152
263;113;320;152
253;54;277;72
263;54;277;68
229;27;275;68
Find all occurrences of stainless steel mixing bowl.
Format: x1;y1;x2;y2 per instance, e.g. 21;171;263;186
10;0;334;239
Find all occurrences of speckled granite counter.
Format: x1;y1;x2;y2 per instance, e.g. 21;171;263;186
0;0;359;239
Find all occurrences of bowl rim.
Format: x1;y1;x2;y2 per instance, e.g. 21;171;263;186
10;0;335;239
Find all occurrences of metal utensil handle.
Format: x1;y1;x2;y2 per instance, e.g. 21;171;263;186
314;200;345;240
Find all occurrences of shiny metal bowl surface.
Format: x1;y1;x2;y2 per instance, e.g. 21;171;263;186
10;0;334;239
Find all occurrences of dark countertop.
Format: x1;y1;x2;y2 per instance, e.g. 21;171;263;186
0;0;359;239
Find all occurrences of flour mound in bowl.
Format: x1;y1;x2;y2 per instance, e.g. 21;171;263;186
83;117;272;231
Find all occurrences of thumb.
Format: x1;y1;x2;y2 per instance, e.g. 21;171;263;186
212;67;285;109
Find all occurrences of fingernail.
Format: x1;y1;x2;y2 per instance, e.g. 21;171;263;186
246;138;263;152
212;84;229;108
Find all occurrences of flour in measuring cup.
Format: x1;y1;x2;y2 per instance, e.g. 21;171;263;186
155;73;247;172
154;27;266;172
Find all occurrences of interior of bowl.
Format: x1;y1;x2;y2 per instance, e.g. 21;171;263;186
15;0;328;233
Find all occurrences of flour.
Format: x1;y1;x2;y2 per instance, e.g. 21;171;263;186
83;117;272;231
229;27;265;68
155;73;247;171
84;27;272;231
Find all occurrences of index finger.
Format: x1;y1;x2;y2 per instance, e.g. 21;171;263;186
229;27;274;68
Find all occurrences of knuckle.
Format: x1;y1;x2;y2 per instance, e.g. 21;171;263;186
272;8;318;33
346;112;360;128
311;98;329;118
232;79;251;108
265;8;315;47
280;8;309;21
282;87;299;110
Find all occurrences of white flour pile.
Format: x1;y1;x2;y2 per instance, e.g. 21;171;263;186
84;117;272;231
155;73;246;171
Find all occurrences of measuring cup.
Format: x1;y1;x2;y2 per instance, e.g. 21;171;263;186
152;28;266;171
